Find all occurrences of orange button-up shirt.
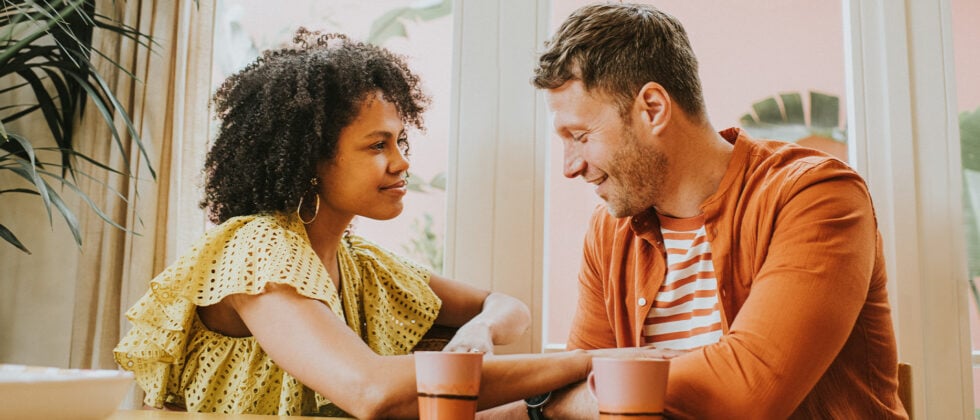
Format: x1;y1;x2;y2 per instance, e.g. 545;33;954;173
568;128;907;419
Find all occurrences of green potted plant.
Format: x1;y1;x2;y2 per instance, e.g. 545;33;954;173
0;0;153;253
739;91;847;160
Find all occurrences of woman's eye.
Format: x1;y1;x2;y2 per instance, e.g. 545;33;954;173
371;142;386;150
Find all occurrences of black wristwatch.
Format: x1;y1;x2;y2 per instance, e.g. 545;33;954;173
524;392;551;420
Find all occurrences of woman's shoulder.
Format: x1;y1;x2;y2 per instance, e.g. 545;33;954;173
153;212;333;305
191;213;307;255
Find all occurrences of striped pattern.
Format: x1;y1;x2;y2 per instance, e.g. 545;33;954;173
642;215;723;350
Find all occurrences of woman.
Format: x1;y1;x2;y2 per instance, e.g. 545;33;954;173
115;30;603;418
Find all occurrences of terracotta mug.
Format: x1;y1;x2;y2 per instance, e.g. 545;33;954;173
588;357;671;420
414;351;483;420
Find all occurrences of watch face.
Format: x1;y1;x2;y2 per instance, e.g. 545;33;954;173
525;392;550;406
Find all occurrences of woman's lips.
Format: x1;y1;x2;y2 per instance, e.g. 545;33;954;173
380;180;407;195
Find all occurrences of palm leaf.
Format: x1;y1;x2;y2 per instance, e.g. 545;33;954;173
0;223;30;254
3;156;79;245
36;168;133;233
0;0;87;66
0;0;156;253
4;135;54;224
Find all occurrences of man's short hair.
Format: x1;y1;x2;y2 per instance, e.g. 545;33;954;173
533;2;706;123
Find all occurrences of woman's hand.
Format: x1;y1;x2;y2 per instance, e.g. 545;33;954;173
443;319;495;353
428;275;532;353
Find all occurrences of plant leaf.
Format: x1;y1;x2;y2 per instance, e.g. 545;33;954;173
34;168;134;234
429;172;446;190
752;97;782;124
3;161;56;229
0;223;31;254
15;69;66;145
406;170;426;192
0;0;87;67
0;188;41;196
58;69;133;171
780;93;805;124
960;107;980;171
35;146;129;176
40;177;83;246
82;63;156;179
810;91;839;128
367;0;452;45
740;91;846;143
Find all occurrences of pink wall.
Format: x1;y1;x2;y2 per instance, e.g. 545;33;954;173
953;0;980;113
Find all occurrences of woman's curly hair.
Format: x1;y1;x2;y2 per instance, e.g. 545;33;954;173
202;29;429;224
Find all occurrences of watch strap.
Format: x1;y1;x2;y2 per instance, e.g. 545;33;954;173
525;392;551;420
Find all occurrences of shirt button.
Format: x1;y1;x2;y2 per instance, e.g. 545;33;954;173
638;297;647;306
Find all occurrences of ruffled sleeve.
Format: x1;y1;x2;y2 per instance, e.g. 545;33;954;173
339;235;441;355
113;213;341;407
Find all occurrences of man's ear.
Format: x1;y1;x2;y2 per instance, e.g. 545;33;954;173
635;82;670;136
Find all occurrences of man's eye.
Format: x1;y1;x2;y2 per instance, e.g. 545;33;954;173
371;142;386;150
572;133;587;143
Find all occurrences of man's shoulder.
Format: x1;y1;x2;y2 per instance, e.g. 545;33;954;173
738;135;859;187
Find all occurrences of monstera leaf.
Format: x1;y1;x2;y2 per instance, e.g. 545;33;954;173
739;91;846;143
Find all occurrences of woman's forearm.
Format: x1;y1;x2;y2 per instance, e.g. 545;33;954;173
347;349;593;417
477;350;592;409
475;292;531;345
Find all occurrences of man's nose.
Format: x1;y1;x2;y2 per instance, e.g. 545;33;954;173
563;145;585;179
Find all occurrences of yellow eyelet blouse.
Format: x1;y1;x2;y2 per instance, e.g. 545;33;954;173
113;213;441;416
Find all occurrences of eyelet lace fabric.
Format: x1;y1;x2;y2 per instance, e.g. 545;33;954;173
113;213;441;415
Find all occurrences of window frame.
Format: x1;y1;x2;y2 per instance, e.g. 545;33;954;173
843;0;972;417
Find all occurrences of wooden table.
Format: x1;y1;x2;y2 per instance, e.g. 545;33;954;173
108;410;350;419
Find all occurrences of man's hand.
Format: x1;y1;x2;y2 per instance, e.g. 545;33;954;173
541;381;596;420
536;346;692;419
476;401;527;420
586;345;692;361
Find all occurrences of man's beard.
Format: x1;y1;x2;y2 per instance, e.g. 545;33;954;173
603;126;668;218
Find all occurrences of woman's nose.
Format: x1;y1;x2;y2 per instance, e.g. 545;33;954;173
390;148;410;173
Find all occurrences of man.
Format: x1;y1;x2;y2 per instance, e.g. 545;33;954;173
515;3;907;419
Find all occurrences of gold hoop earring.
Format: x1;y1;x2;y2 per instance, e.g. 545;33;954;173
297;177;320;224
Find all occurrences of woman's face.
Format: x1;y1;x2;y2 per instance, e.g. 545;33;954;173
316;93;410;222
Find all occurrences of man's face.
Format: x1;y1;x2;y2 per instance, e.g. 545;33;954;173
545;80;667;218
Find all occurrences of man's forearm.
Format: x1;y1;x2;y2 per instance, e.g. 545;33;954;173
476;381;596;419
542;381;596;420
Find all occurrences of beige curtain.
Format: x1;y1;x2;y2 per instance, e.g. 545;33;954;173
69;0;214;370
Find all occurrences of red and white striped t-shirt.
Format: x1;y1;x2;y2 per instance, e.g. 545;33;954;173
642;214;723;350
